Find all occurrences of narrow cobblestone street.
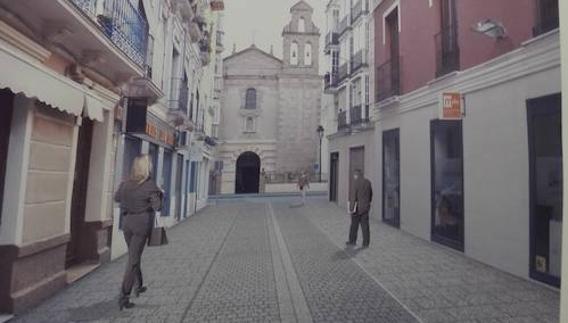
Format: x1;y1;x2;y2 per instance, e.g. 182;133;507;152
11;197;560;323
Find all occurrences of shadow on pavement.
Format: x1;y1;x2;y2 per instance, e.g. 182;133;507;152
67;300;131;321
330;247;361;261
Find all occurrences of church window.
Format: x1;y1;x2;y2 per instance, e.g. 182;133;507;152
299;17;306;32
291;42;299;65
245;88;257;109
245;117;255;132
305;43;313;66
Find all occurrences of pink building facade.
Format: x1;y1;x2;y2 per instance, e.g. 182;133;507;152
368;0;561;288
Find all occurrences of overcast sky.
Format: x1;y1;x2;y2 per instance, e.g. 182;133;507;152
223;0;327;63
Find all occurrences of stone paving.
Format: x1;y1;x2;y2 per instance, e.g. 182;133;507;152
10;196;560;323
301;199;560;323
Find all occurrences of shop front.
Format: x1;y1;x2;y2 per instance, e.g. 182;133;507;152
111;100;180;258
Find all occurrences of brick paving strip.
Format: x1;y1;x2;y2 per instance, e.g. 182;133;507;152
271;201;420;323
179;202;280;322
267;202;313;323
301;198;560;323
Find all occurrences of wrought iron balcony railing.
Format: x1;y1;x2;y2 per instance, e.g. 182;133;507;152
351;0;365;24
337;62;350;83
376;58;401;102
435;26;460;78
325;32;339;47
216;30;224;49
350;104;370;125
71;0;149;67
169;78;189;114
338;110;349;131
324;72;332;89
338;15;351;36
350;49;368;75
533;0;559;37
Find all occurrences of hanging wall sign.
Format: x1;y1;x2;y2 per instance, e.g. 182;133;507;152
439;92;463;120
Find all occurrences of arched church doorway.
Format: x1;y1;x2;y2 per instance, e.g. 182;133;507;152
235;152;261;194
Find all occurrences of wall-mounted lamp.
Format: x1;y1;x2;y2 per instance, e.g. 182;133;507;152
472;19;507;39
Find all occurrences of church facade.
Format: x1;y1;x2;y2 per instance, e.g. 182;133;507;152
216;1;322;194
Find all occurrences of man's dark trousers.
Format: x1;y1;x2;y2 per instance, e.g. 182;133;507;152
349;212;370;246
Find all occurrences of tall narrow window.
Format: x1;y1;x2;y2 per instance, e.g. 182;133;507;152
333;10;340;30
291;42;299;65
304;43;313;66
299;17;306;32
245;117;255;132
146;35;154;77
245;88;257;109
534;0;559;36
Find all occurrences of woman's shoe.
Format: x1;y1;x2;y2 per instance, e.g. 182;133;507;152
119;298;135;311
135;286;147;297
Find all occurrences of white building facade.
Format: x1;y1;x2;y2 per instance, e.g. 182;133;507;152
0;0;224;314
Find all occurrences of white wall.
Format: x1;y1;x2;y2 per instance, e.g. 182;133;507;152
374;31;561;279
463;68;561;277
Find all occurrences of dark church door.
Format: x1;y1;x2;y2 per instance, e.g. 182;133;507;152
235;152;260;194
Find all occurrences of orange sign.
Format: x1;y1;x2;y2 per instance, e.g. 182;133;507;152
440;92;463;120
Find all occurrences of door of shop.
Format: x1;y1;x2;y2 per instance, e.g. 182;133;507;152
349;147;365;203
0;89;14;225
383;129;400;228
430;120;464;251
528;93;562;287
329;152;339;202
162;149;173;216
67;119;94;268
175;153;183;220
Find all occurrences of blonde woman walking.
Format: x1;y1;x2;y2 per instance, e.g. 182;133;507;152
114;155;163;310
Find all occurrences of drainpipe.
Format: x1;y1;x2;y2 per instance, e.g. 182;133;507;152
559;0;567;319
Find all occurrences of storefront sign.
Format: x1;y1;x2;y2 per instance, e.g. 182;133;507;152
439;92;463;120
145;121;175;146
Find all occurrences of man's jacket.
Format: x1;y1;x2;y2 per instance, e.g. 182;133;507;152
354;178;373;215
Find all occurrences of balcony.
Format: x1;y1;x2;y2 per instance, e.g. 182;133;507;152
324;32;339;54
167;77;191;127
216;30;224;52
338;110;349;131
350;104;370;125
435;27;460;78
376;58;401;102
351;0;368;24
213;77;223;99
337;62;350;84
71;0;148;67
338;15;351;36
533;0;559;36
199;36;211;65
350;49;368;75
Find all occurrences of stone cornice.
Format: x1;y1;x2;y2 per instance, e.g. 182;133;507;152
0;20;51;63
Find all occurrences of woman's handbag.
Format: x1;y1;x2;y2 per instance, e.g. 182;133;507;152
148;215;168;247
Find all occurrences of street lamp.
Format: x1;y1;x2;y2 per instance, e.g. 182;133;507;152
316;125;324;182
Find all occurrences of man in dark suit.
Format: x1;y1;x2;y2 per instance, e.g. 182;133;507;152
346;169;373;248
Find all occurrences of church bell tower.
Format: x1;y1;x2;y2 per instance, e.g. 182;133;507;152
282;1;320;74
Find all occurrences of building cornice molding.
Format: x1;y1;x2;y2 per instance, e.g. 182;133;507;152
0;20;51;63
